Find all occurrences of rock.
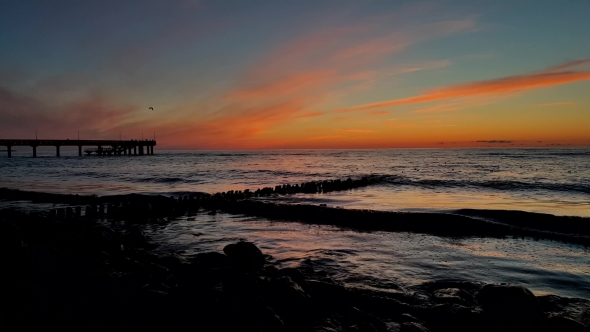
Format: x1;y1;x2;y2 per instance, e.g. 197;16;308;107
267;276;311;326
432;288;473;305
223;241;265;271
270;276;310;307
475;284;545;332
426;303;480;332
223;270;259;298
398;313;420;323
122;226;150;248
278;267;310;293
546;315;589;332
157;253;184;272
258;305;285;331
343;307;387;332
312;327;338;332
194;252;229;269
400;322;430;332
88;225;119;253
385;322;401;332
308;280;351;307
348;322;378;332
146;262;170;281
538;295;590;328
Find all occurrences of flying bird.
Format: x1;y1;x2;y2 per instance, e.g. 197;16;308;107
149;107;154;110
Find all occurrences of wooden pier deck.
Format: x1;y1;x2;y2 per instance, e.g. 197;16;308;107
0;139;156;157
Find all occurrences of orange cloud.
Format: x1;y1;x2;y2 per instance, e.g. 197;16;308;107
155;16;477;148
306;135;343;141
369;110;390;116
414;103;464;113
541;59;590;73
338;60;590;112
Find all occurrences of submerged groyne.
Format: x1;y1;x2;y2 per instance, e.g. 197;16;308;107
1;177;589;246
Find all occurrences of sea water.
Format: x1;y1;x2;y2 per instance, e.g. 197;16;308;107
1;148;589;299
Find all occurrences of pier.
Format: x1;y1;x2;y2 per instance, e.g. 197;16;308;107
0;139;156;157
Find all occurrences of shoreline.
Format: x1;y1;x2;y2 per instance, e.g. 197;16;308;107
1;206;588;331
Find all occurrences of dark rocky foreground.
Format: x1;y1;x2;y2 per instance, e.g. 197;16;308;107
1;208;589;332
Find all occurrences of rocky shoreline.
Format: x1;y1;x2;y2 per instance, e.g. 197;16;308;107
1;205;589;332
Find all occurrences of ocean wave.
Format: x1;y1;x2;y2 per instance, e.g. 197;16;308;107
139;177;188;184
371;175;590;194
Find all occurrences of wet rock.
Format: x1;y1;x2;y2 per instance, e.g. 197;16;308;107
223;270;259;298
432;288;473;306
426;303;480;332
254;305;285;331
267;276;311;327
122;226;150;248
194;251;229;269
156;253;184;273
146;262;170;282
400;322;430;332
223;241;265;271
312;327;338;332
385;322;401;332
343;307;387;332
358;295;421;321
546;315;589;332
347;322;378;332
538;294;590;328
88;225;119;253
270;276;310;307
277;267;310;293
398;313;420;323
308;280;351;307
475;284;545;332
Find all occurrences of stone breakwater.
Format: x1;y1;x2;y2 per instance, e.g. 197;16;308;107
1;208;589;332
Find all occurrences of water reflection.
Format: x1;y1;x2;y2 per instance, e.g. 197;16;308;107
143;211;590;299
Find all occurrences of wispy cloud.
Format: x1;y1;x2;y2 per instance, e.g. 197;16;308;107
414;103;464;113
369;110;390;116
535;101;577;107
476;140;512;143
336;59;590;113
156;14;477;148
338;129;376;133
306;135;343;140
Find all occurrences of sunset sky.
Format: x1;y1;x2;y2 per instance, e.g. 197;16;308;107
1;0;589;149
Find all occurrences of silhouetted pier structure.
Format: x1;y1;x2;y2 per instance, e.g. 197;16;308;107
0;139;156;157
